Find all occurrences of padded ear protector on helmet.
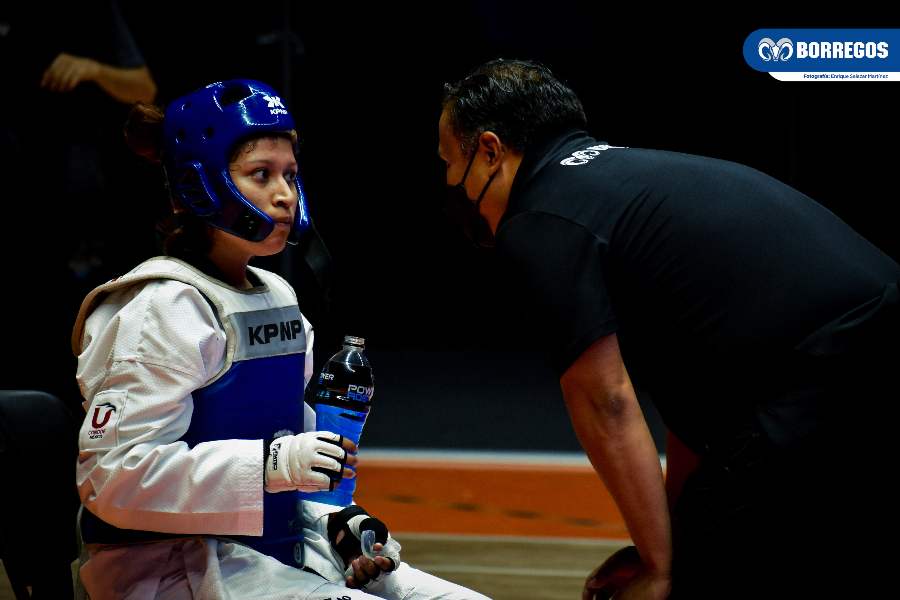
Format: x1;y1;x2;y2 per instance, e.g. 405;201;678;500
162;79;311;244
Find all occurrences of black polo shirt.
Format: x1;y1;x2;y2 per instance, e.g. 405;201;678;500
496;130;899;448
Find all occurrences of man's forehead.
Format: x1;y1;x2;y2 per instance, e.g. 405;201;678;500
437;134;449;159
438;116;458;157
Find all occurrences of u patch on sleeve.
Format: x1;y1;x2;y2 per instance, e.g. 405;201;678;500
80;390;126;450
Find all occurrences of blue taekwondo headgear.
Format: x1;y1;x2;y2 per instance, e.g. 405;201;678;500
162;79;311;245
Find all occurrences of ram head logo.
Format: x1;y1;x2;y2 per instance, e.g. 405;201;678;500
758;37;793;62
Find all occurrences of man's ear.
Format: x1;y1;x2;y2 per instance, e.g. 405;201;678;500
478;131;505;168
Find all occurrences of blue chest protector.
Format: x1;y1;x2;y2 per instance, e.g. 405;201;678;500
183;355;306;566
78;258;310;568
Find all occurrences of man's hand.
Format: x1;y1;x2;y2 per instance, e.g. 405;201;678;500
265;431;357;493
41;53;100;93
583;546;670;600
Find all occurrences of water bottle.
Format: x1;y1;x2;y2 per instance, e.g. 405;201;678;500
302;335;374;505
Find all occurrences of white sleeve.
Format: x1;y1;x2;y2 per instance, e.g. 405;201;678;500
304;317;315;390
76;280;263;536
304;401;317;433
301;500;348;581
302;318;317;432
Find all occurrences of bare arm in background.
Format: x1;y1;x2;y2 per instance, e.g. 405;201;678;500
41;52;156;104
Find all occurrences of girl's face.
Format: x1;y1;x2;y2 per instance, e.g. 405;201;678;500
224;136;299;257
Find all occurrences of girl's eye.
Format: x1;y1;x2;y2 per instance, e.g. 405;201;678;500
285;171;297;184
252;168;269;181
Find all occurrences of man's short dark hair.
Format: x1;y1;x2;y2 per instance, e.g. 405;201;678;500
442;59;587;155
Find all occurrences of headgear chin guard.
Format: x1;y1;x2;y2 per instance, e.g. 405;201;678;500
162;79;311;244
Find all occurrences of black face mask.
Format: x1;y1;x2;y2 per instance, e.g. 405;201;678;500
444;149;499;249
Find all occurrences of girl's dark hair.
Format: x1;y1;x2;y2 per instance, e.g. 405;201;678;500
124;102;165;164
442;59;587;155
124;102;212;257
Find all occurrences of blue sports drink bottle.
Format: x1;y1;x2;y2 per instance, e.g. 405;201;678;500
302;335;373;505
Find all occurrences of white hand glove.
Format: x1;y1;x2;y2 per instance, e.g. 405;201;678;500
265;431;348;493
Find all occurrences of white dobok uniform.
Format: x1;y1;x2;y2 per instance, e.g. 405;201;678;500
73;256;489;600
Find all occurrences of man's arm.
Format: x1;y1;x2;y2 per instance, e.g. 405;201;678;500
560;333;672;595
93;62;156;104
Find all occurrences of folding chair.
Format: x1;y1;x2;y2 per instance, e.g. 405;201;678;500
0;390;80;599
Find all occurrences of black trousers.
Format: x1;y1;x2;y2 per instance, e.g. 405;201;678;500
671;282;898;598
